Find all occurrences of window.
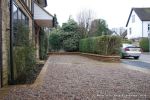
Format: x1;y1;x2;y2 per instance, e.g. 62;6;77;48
148;24;150;32
13;2;29;46
23;0;32;11
129;28;132;34
132;15;135;23
13;3;29;26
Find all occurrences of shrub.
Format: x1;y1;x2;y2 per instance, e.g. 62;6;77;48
39;28;48;60
49;32;61;51
14;44;36;83
49;29;81;52
62;32;81;51
63;38;77;51
79;35;121;55
140;38;149;52
13;24;36;83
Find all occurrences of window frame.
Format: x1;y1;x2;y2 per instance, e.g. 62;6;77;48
148;24;150;32
129;28;132;35
12;2;29;46
132;15;135;23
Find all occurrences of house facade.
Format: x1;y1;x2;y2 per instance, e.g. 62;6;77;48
126;8;150;39
0;0;54;88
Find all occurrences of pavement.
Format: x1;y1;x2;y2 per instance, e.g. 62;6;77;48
1;55;150;100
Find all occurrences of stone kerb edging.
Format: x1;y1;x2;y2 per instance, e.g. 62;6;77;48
48;52;120;63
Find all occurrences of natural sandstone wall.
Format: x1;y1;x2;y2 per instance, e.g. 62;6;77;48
1;0;10;86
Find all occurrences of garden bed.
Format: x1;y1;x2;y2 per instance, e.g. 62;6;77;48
48;52;120;63
15;63;44;84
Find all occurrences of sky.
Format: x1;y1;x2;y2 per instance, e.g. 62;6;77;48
45;0;150;29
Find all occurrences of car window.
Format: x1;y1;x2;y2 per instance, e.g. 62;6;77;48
122;44;138;48
122;44;132;48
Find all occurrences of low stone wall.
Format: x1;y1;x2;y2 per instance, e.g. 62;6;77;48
48;52;120;63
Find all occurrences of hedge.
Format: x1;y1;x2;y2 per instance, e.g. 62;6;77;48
139;38;149;52
79;35;121;55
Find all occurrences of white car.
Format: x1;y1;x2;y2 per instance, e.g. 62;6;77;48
120;43;142;59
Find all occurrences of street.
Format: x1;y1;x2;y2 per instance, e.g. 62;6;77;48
121;53;150;70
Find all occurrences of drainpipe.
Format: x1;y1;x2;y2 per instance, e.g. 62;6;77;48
9;0;14;84
32;1;34;42
0;0;2;88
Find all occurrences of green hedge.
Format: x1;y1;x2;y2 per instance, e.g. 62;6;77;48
79;35;121;55
140;38;149;52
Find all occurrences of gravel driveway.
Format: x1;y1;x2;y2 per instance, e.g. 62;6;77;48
3;55;150;100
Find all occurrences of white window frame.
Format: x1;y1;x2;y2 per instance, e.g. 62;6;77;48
132;15;135;23
148;24;150;32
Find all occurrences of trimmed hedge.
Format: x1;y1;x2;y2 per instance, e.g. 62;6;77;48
140;38;149;52
79;35;121;55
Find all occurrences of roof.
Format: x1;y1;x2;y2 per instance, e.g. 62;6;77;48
35;20;53;27
34;2;54;28
34;2;53;18
126;8;150;27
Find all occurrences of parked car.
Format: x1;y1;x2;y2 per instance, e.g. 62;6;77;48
120;43;142;59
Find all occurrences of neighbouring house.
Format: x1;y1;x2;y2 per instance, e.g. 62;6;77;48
111;27;127;38
0;0;54;88
126;8;150;39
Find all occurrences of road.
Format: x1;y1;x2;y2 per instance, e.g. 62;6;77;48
121;53;150;70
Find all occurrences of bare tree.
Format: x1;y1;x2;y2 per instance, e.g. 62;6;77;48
77;9;96;37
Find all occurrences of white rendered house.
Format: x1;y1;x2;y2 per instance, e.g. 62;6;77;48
126;8;150;39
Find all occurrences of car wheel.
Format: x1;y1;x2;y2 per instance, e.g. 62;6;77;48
134;56;139;59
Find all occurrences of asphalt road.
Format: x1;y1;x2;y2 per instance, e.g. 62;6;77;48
121;53;150;69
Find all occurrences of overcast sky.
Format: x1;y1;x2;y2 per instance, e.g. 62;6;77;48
45;0;150;29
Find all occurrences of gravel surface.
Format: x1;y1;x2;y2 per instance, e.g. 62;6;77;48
3;55;150;100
